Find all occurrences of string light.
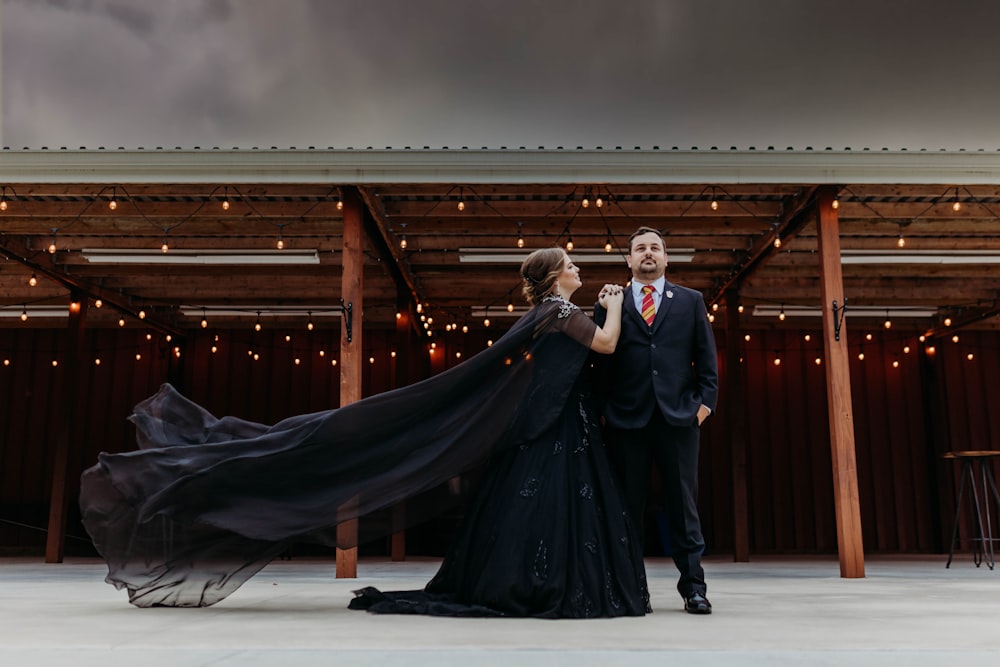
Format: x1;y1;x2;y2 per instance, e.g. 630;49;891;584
892;359;900;368
778;305;786;321
276;234;284;250
20;306;28;322
604;236;613;253
307;312;314;331
582;194;590;209
161;238;169;253
952;187;961;212
109;187;118;210
483;307;491;328
254;311;262;332
883;311;892;329
400;234;407;250
738;304;744;314
336;198;344;211
815;357;822;365
944;317;952;326
517;227;525;248
897;224;906;248
95;299;103;308
903;345;911;354
967;353;975;361
48;232;57;254
28;273;37;287
222;186;231;211
457;187;465;211
773;355;781;367
95;358;101;366
135;353;142;361
201;309;208;329
804;334;811;341
462;324;469;334
566;236;574;251
138;309;146;320
832;198;840;210
952;335;959;343
0;186;7;211
595;194;604;208
709;187;718;211
858;351;865;361
118;318;125;327
507;291;515;313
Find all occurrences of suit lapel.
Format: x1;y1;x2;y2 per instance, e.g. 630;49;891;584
624;292;647;329
651;281;677;334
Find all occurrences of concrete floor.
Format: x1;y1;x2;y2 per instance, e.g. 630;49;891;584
1;554;998;666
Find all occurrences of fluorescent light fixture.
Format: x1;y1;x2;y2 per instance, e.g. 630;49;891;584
459;248;695;263
752;305;937;318
841;250;1000;265
81;249;320;265
180;306;341;318
0;306;69;318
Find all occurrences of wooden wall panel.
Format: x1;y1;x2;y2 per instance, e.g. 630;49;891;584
2;326;998;556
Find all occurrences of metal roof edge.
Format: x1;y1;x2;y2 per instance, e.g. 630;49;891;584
2;147;1000;185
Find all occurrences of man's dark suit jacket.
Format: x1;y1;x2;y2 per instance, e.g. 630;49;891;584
594;281;719;429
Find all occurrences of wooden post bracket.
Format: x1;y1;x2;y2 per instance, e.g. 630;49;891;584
832;298;848;342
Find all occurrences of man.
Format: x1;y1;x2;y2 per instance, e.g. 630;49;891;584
594;226;719;614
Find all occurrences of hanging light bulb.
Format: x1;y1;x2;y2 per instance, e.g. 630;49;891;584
307;312;314;331
773;356;781;366
457;187;465;211
566;236;574;251
109;187;118;210
710;199;719;211
276;236;284;250
707;313;715;323
605;237;613;253
858;351;865;361
138;309;146;320
94;299;103;308
28;273;37;287
201;317;208;329
517;225;525;248
773;235;781;249
832;198;840;210
952;335;960;343
595;195;604;208
883;311;892;329
400;235;407;249
944;317;952;327
738;304;745;314
582;195;590;209
254;311;262;332
897;232;906;248
483;307;491;327
462;324;469;333
336;199;344;211
118;318;125;327
967;353;975;361
0;187;7;211
20;306;28;322
778;306;786;321
222;187;231;211
161;239;169;253
48;237;57;254
903;345;911;354
952;187;961;212
416;303;423;314
507;294;515;312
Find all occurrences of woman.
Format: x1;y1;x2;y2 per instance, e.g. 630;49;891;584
80;248;649;616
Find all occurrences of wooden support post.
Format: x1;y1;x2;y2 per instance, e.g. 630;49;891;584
725;288;750;562
390;297;411;561
816;186;866;579
336;189;363;579
45;292;87;563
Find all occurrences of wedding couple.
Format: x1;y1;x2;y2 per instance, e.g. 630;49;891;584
80;226;719;618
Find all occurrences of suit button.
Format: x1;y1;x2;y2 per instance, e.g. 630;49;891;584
652;370;659;376
650;343;657;349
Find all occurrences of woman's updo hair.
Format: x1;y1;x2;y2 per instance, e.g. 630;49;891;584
520;247;566;305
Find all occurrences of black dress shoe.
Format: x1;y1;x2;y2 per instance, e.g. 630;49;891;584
684;593;712;614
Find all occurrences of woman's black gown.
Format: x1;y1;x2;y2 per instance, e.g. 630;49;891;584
79;297;650;617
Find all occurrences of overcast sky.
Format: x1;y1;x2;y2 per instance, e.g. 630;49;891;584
3;0;1000;150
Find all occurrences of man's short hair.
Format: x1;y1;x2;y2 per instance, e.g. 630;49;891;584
628;226;665;252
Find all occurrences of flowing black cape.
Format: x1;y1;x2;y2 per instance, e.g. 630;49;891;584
80;299;600;607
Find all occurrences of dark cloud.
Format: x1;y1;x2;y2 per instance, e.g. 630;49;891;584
3;0;1000;149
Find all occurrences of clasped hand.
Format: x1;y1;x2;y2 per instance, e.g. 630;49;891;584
598;284;624;308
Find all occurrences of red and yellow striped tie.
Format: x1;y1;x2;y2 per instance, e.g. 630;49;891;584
641;285;656;326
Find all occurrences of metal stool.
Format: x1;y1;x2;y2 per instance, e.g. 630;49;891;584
944;451;1000;569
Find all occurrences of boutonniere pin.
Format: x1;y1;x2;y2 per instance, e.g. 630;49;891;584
665;290;674;299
